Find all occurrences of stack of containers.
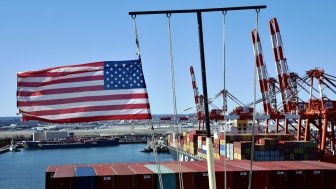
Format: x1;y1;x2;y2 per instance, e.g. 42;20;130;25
213;133;220;159
233;141;252;160
257;138;284;161
281;141;319;160
186;131;199;155
197;136;206;159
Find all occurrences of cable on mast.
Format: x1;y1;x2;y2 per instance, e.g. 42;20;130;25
131;15;164;189
221;10;228;189
248;8;260;189
166;13;185;189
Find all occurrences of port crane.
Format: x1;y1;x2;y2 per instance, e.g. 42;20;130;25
252;18;336;158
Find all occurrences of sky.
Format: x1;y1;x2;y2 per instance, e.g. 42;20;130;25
1;0;336;117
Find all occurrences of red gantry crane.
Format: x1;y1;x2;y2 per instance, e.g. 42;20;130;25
269;18;300;134
251;29;283;133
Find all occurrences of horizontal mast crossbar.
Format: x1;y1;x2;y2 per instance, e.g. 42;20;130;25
129;5;266;16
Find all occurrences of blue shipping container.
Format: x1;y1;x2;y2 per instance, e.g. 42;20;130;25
75;167;96;189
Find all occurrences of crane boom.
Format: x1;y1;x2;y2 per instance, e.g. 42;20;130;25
270;18;297;113
190;66;203;119
251;29;272;115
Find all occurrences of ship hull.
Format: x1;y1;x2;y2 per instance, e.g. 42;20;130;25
167;146;200;161
24;139;119;149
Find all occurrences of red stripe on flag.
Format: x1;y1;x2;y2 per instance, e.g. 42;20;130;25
17;93;149;107
18;75;104;87
22;114;152;123
23;103;151;116
17;85;105;96
17;62;104;78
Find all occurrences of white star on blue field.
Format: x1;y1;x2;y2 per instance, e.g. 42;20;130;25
104;60;146;90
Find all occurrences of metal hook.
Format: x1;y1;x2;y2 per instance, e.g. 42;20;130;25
222;10;227;15
166;13;171;18
131;14;136;19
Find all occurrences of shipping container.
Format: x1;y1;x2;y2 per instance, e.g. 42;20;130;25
93;164;117;189
304;169;324;189
145;164;177;189
129;164;157;189
203;161;235;189
53;166;75;189
183;161;209;189
74;166;96;189
301;161;336;189
46;166;57;189
163;163;197;189
112;165;137;189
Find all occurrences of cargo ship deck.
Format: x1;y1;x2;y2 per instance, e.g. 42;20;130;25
46;160;336;189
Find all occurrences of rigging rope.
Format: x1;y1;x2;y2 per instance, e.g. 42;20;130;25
248;8;260;189
166;13;185;189
132;16;164;189
222;10;228;189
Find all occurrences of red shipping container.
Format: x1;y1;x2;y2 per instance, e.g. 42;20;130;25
129;164;157;189
304;169;324;189
112;165;136;189
46;166;58;189
93;164;117;189
183;162;209;189
53;166;75;189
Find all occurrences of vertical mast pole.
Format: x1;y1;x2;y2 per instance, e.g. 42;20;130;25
197;11;217;189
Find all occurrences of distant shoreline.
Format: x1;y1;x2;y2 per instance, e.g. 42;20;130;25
0;125;195;139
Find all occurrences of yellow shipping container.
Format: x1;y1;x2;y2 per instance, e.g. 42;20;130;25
234;153;242;160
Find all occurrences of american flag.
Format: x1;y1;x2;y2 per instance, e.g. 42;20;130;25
17;59;152;123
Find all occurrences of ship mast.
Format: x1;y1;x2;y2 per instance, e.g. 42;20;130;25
129;6;267;189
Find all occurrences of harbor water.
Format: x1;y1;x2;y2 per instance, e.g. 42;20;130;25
0;144;173;189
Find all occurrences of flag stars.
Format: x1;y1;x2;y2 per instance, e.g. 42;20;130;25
104;61;146;90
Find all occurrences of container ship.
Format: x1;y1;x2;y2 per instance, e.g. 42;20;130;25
24;137;119;149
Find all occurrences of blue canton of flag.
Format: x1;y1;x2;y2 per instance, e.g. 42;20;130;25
104;59;146;90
